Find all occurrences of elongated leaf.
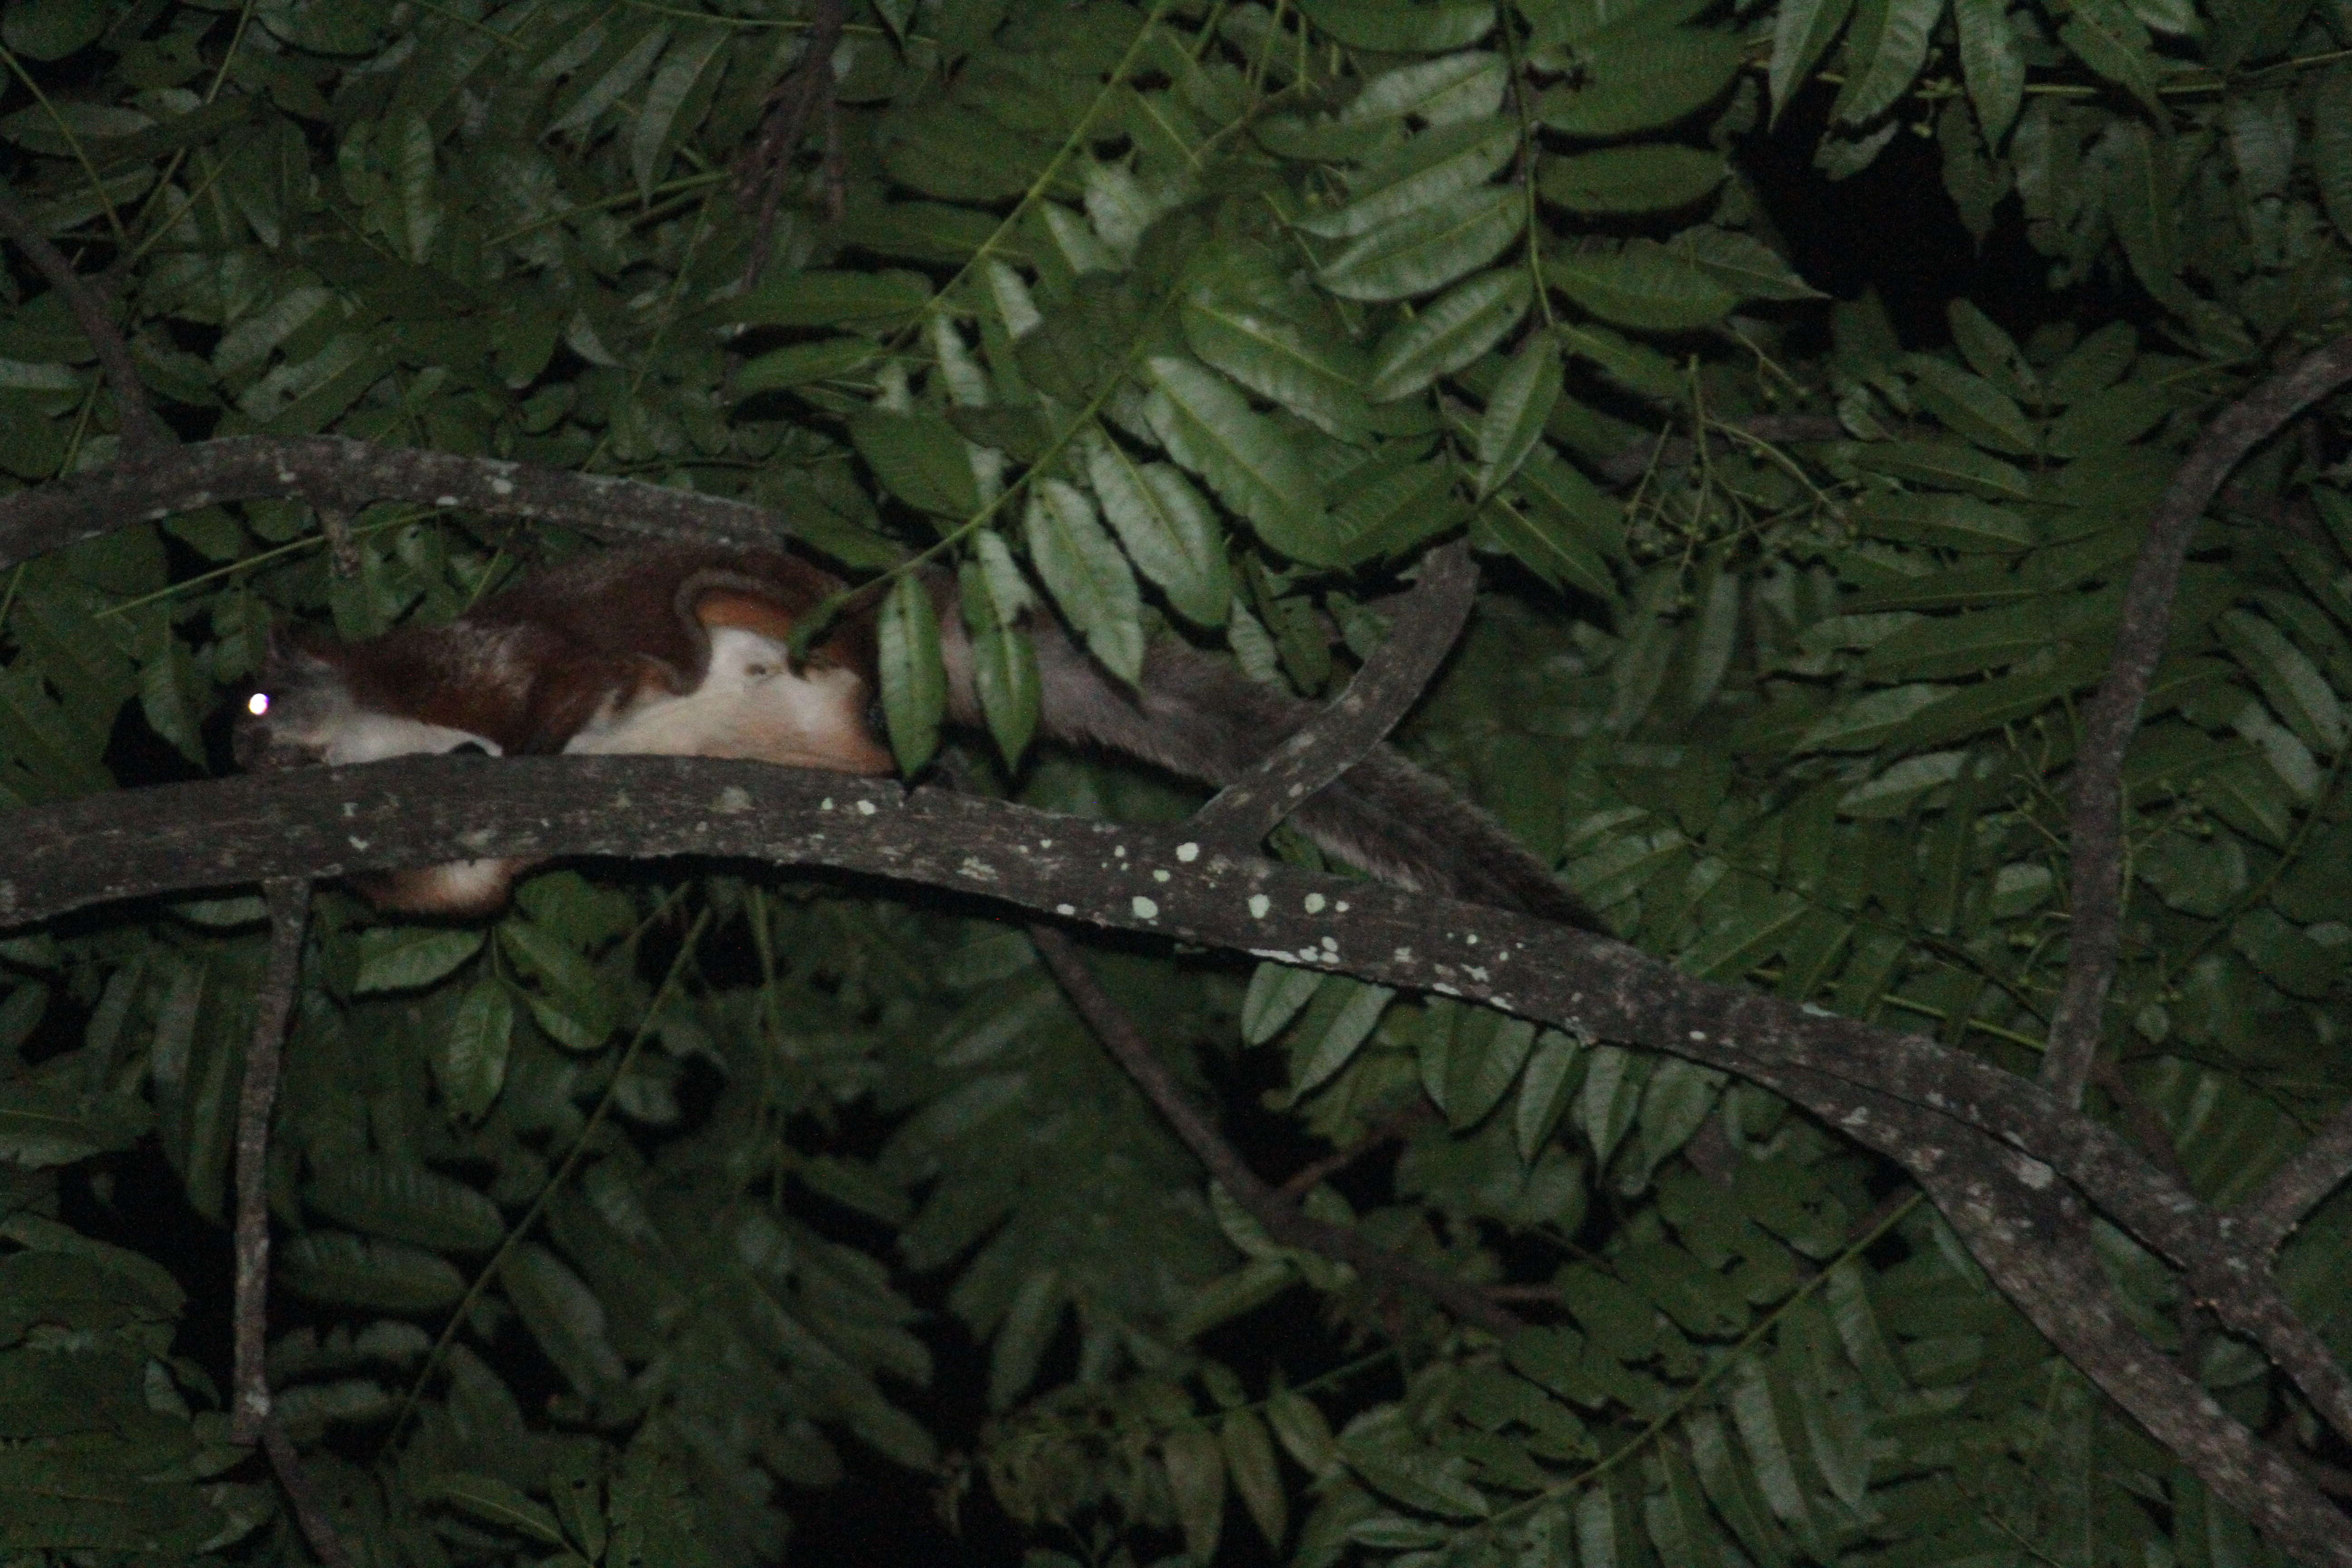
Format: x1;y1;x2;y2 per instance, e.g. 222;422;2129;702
2318;67;2352;243
1539;146;1728;214
960;550;1042;764
416;1474;568;1547
1083;427;1231;625
2062;0;2165;117
850;410;981;521
1296;0;1496;50
1145;355;1331;561
1316;183;1519;302
1297;118;1517;238
1368;267;1531;401
1292;980;1395;1096
1476;333;1563;501
1770;0;1859;119
1222;1410;1289;1548
1180;292;1372;438
437;977;513;1121
1515;1029;1583;1160
354;928;484;995
1837;0;1945;125
1243;962;1326;1045
879;573;946;772
1163;1425;1227;1563
1540;28;1746;136
1025;479;1144;686
281;1232;467;1312
1545;244;1739;331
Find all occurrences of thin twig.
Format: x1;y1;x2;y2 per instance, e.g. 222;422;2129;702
2042;333;2352;1108
734;0;849;288
260;1419;354;1568
1275;1100;1437;1203
230;879;309;1446
0;185;168;455
1191;542;1478;849
1027;923;1524;1337
2235;1096;2352;1257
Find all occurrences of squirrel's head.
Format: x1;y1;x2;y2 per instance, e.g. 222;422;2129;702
233;628;502;771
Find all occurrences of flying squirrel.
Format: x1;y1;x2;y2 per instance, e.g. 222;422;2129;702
233;542;1597;927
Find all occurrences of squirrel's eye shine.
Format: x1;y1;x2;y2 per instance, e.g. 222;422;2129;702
246;692;271;717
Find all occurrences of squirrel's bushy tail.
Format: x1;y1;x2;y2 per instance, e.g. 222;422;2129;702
970;618;1599;930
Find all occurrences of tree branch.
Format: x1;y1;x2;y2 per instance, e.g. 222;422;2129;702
6;756;2351;1556
260;1420;354;1568
0;435;795;572
2043;333;2352;1109
1190;541;1478;850
230;880;309;1448
734;0;850;286
0;186;168;456
1027;925;1522;1336
2235;1097;2352;1258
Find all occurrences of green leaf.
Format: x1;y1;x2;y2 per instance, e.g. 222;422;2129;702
1850;439;2032;499
1667;228;1825;303
1082;426;1231;626
1222;1409;1289;1548
2102;120;2191;311
353;928;484;995
1545;243;1739;331
1477;333;1565;497
2318;68;2352;244
280;1232;468;1312
1162;1424;1227;1565
727;269;932;329
1483;453;1622;601
501;1243;626;1396
1297;118;1518;239
2061;0;2165;117
989;1268;1063;1411
1243;962;1325;1045
1577;1045;1642;1166
1769;0;1859;119
416;1473;568;1546
1516;1029;1583;1160
1145;355;1330;562
1;0;105;59
879;573;946;773
436;977;513;1121
2217;609;2347;755
732;338;880;397
1539;146;1728;214
1539;27;1746;136
1952;0;2025;142
1290;979;1395;1096
1296;0;1496;50
1836;0;1945;125
960;549;1042;764
1443;1014;1537;1130
1179;292;1372;439
1367;267;1532;401
850;410;980;522
1025;478;1144;686
0;1081;149;1167
1905;355;2036;453
306;1155;508;1254
1316;183;1520;302
629;24;725;197
1265;1386;1339;1477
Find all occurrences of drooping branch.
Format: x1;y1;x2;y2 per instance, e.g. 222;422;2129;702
2236;1098;2352;1259
230;879;309;1446
0;434;796;572
735;0;851;285
1190;541;1478;849
0;186;169;456
5;753;2349;1557
1028;925;1523;1336
2043;334;2352;1108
